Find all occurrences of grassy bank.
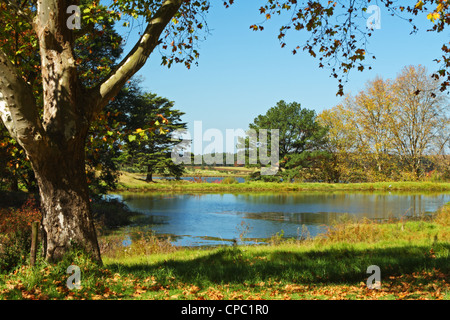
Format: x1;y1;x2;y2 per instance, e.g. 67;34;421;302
181;166;256;177
1;203;449;300
117;171;450;192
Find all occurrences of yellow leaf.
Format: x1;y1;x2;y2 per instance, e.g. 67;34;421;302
427;12;440;22
189;285;200;294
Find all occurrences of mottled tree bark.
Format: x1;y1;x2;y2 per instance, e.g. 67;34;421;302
30;133;101;262
0;0;183;262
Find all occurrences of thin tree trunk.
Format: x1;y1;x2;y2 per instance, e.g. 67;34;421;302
146;165;153;182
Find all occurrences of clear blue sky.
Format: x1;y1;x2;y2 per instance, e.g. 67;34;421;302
117;1;445;153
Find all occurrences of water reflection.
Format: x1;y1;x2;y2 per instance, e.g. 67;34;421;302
109;191;450;247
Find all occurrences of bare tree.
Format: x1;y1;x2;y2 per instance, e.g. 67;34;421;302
390;65;450;178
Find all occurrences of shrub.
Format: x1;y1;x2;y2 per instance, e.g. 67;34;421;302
91;198;140;233
221;177;238;184
321;217;386;243
268;230;285;245
192;175;205;183
0;197;41;273
99;231;176;259
434;203;450;227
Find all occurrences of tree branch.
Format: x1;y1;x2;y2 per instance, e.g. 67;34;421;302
0;48;46;153
88;0;183;118
1;0;35;24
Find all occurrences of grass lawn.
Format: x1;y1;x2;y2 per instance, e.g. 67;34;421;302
183;166;256;177
117;171;450;192
1;203;449;300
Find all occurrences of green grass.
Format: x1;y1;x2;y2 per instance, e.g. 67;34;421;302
98;207;450;300
178;166;256;177
103;213;450;286
1;204;449;300
117;171;450;192
104;240;449;283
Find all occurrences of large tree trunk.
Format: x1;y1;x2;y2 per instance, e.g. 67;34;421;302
30;139;102;263
1;0;183;263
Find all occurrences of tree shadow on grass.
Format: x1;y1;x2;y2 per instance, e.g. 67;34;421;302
106;244;450;286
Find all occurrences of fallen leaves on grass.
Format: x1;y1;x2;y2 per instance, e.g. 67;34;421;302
1;264;448;300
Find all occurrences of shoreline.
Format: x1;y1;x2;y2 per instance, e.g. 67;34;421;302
117;172;450;193
2;199;448;300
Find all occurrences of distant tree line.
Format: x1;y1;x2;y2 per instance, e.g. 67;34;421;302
239;65;449;183
0;76;187;195
1;64;448;196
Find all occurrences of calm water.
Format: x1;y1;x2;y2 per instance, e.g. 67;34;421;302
109;191;450;247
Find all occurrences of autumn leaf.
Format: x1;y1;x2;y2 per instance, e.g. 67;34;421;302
427;12;441;22
189;285;200;294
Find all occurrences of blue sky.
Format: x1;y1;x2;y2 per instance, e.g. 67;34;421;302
117;1;445;153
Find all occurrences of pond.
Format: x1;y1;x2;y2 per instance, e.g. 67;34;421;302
109;191;450;247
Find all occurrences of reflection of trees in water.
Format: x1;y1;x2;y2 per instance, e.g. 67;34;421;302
234;192;385;207
117;191;450;223
235;192;449;219
109;191;450;247
120;193;193;212
242;211;341;225
184;193;209;199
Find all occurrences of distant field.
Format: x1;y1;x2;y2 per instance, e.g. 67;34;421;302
117;171;450;192
181;166;255;177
